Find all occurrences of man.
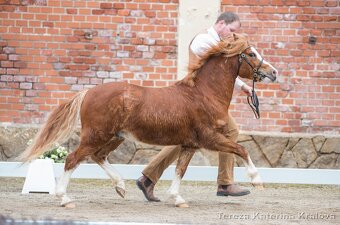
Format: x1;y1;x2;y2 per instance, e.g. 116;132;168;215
136;12;253;202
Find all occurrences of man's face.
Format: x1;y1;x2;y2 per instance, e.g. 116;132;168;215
219;20;241;39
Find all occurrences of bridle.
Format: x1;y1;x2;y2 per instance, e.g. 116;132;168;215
237;46;264;119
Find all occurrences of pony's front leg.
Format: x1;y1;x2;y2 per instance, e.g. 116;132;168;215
168;148;195;208
98;159;126;198
91;138;126;198
205;133;263;189
242;155;263;189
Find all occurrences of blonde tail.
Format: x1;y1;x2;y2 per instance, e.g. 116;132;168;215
19;90;88;163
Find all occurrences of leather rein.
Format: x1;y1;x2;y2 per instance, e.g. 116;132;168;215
237;47;265;119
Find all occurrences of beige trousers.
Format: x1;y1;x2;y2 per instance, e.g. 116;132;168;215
143;113;239;185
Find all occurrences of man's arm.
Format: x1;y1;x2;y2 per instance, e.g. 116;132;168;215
236;78;252;96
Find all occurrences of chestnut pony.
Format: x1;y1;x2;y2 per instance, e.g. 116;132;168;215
20;34;278;208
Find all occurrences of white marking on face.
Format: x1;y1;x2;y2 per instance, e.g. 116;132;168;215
250;47;278;76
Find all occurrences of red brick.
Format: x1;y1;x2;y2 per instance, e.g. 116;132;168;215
145;11;156;18
325;1;338;7
117;9;130;16
66;8;77;14
1;61;14;67
43;22;54;27
6;69;19;75
92;10;105;15
0;53;8;60
19;82;32;89
83;58;96;64
331;51;340;57
318;50;331;57
296;15;310;21
0;68;7;74
113;3;124;9
1;5;16;12
100;3;113;9
324;16;337;22
311;15;323;22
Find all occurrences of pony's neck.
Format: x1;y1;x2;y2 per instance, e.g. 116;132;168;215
195;55;239;104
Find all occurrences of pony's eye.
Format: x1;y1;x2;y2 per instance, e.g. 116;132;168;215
249;52;256;58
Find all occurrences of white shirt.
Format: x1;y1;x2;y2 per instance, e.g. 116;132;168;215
190;27;245;88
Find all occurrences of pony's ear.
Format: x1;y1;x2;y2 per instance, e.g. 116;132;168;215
232;33;238;41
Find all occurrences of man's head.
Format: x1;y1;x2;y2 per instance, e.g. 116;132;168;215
214;12;241;39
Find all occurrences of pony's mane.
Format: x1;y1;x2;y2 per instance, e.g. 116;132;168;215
178;33;250;87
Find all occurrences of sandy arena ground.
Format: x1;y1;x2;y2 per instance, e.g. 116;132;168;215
0;177;339;225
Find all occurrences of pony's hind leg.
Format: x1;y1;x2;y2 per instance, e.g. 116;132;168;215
55;166;77;208
91;138;126;198
56;145;95;207
168;148;195;208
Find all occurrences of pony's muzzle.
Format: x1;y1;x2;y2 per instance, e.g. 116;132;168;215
271;69;278;81
265;69;277;82
258;69;277;82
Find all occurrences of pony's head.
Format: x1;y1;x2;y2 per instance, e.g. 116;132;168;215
181;33;278;87
219;33;278;81
237;46;278;82
219;33;278;83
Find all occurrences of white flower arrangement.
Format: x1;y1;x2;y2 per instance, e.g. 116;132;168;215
39;144;68;163
27;139;69;163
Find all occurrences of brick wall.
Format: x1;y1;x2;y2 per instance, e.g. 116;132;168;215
0;0;178;124
0;0;339;134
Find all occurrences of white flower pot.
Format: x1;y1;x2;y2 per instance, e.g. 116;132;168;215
22;159;56;194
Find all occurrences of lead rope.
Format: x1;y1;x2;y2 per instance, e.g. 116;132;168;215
238;49;262;119
247;78;260;119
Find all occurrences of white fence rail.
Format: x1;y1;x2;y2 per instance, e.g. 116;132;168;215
0;162;339;185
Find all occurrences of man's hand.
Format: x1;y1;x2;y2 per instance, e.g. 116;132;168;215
241;84;252;97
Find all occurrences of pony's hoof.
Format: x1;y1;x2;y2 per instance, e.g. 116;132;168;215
63;202;76;208
252;183;264;190
60;196;75;208
176;203;189;208
115;186;125;198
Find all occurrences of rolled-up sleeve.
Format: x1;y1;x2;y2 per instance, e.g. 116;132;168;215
235;77;245;89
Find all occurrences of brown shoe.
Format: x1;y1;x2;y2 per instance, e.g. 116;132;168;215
136;175;161;202
217;184;250;197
